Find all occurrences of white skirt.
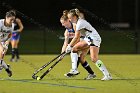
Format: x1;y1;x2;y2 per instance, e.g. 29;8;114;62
84;36;101;47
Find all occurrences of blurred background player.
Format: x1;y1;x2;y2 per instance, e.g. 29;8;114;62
65;9;112;80
0;10;16;77
10;10;24;62
60;10;95;79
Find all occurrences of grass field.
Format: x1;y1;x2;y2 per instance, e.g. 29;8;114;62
0;54;140;93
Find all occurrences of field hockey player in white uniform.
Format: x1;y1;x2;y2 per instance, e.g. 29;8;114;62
66;9;112;80
0;11;16;77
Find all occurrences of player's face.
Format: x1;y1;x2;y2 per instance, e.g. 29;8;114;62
60;19;70;28
68;14;76;23
5;16;15;26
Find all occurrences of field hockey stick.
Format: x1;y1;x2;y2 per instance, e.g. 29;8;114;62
38;52;67;80
32;52;66;79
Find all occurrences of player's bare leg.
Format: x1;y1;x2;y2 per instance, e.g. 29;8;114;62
90;46;112;80
73;41;96;80
10;40;20;62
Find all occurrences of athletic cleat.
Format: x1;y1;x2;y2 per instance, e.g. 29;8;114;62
101;74;112;81
5;64;12;77
15;58;20;62
64;69;80;77
10;58;15;62
84;73;96;80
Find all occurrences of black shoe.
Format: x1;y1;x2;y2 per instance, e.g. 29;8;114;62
5;65;12;77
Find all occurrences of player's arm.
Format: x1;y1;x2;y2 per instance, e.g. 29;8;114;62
69;21;85;47
16;18;24;32
61;29;69;53
72;23;80;44
69;30;80;47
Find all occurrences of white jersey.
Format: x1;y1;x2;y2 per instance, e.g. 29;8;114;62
0;19;14;42
76;19;101;47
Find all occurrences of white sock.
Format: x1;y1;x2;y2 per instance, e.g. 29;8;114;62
95;60;110;76
0;60;8;69
70;52;78;71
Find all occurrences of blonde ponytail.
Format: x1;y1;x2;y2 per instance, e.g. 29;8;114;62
75;8;84;19
63;10;68;16
60;10;69;21
68;8;85;19
75;8;80;16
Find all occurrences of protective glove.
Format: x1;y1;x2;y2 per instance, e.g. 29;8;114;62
65;44;72;53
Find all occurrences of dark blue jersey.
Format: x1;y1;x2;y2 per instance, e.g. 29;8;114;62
66;22;75;33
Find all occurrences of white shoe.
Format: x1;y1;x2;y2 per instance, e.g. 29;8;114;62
101;74;112;81
64;69;80;77
84;73;96;80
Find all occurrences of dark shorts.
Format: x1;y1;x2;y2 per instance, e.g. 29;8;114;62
11;32;20;40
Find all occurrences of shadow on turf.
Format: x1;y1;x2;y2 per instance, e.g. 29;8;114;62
3;78;96;90
3;78;140;81
43;78;140;80
6;78;140;81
